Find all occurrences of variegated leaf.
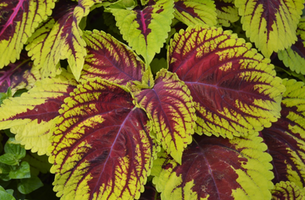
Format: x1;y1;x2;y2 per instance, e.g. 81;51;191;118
235;0;304;57
0;70;77;155
174;0;217;26
0;0;55;68
262;79;305;188
152;133;274;200
133;69;196;164
49;78;156;200
0;51;41;94
168;26;285;138
278;18;305;75
214;0;239;27
109;0;174;64
26;0;100;80
272;181;305;200
81;30;144;85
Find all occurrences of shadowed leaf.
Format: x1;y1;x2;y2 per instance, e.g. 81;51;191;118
214;0;239;27
152;133;274;200
235;0;304;57
168;26;285;138
49;78;156;200
272;181;305;200
262;79;305;188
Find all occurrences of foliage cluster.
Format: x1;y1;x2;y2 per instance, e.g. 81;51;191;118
1;0;305;199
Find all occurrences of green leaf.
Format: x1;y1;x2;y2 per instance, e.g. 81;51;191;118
174;0;217;26
4;138;26;160
0;0;56;69
9;161;31;179
152;133;274;200
109;0;174;64
0;70;77;155
17;176;43;194
235;0;304;57
0;186;15;200
0;154;19;166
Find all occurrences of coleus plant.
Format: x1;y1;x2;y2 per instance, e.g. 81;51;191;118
0;0;305;199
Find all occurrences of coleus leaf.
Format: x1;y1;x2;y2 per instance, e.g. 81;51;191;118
132;69;196;164
0;70;77;155
109;0;174;65
168;26;285;138
272;181;305;200
26;0;100;80
235;0;304;57
262;79;305;188
151;133;274;200
0;0;55;68
173;0;217;26
214;0;239;27
81;30;144;85
278;18;305;75
49;78;156;200
0;51;41;94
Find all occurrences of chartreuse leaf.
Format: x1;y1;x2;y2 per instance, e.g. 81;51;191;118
132;69;195;164
0;186;15;200
168;26;285;138
152;133;274;200
109;0;174;65
0;52;41;94
214;0;239;27
0;70;77;155
272;181;305;200
278;18;305;75
173;0;217;26
26;0;100;80
262;79;305;188
235;0;304;57
81;30;144;85
0;0;55;68
49;78;156;200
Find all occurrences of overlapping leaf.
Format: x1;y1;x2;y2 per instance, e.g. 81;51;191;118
49;78;156;200
0;71;77;155
272;181;305;200
278;18;305;75
214;0;239;27
81;30;144;85
0;0;55;68
261;79;305;188
173;0;217;27
168;26;285;138
0;51;41;94
133;69;196;164
109;0;174;64
152;133;274;200
26;0;100;80
235;0;304;57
